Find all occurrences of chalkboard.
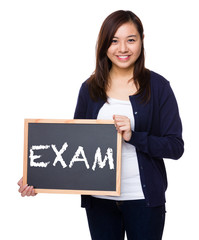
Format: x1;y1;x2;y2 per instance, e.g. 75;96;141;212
23;119;122;196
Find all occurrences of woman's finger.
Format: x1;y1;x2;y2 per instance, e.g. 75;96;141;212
17;177;23;187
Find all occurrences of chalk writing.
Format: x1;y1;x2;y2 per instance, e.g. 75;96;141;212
92;147;114;171
29;145;50;167
52;143;68;168
69;146;90;169
29;142;114;171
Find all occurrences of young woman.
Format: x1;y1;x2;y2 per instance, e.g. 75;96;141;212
18;10;184;240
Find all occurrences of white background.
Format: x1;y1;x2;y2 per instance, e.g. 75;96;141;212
0;0;198;239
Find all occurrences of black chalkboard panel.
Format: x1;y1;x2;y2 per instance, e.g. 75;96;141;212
23;119;122;195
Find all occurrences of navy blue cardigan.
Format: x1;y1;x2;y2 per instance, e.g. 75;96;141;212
74;71;184;208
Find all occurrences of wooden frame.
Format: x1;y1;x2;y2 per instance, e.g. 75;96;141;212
23;119;122;195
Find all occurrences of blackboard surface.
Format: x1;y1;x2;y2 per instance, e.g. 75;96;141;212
23;119;122;195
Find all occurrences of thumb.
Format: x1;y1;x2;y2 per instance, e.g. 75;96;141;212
17;177;23;187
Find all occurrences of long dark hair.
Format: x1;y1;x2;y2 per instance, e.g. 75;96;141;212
88;10;150;103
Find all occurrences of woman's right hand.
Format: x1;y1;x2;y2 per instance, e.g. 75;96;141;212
18;177;37;197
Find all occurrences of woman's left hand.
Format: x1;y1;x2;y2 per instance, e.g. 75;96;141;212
113;115;132;141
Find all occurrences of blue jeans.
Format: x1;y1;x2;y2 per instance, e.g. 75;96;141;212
86;197;166;240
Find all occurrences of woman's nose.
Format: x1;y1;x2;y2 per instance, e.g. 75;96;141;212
118;41;128;53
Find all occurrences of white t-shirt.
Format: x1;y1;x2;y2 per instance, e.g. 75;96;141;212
93;97;145;201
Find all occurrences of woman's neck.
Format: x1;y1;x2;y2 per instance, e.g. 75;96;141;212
109;66;134;83
107;66;138;100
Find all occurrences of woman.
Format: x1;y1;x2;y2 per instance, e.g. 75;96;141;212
18;10;184;240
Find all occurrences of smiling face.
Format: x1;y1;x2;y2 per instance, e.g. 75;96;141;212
107;22;143;73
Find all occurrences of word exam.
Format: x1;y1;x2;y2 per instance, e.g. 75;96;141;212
29;142;115;171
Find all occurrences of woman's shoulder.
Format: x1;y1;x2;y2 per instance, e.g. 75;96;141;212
80;78;89;88
149;70;175;101
150;70;169;86
78;78;90;95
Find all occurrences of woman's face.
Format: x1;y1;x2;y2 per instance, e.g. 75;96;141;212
107;22;142;72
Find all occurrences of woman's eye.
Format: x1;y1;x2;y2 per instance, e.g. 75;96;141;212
112;39;118;44
128;39;135;43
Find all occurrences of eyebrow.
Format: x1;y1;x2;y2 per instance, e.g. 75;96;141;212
113;34;137;38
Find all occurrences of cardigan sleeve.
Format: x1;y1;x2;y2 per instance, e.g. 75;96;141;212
127;82;184;160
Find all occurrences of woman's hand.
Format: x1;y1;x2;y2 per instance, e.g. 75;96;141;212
113;115;132;141
17;177;37;197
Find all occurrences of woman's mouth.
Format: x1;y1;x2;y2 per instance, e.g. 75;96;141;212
116;55;130;60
